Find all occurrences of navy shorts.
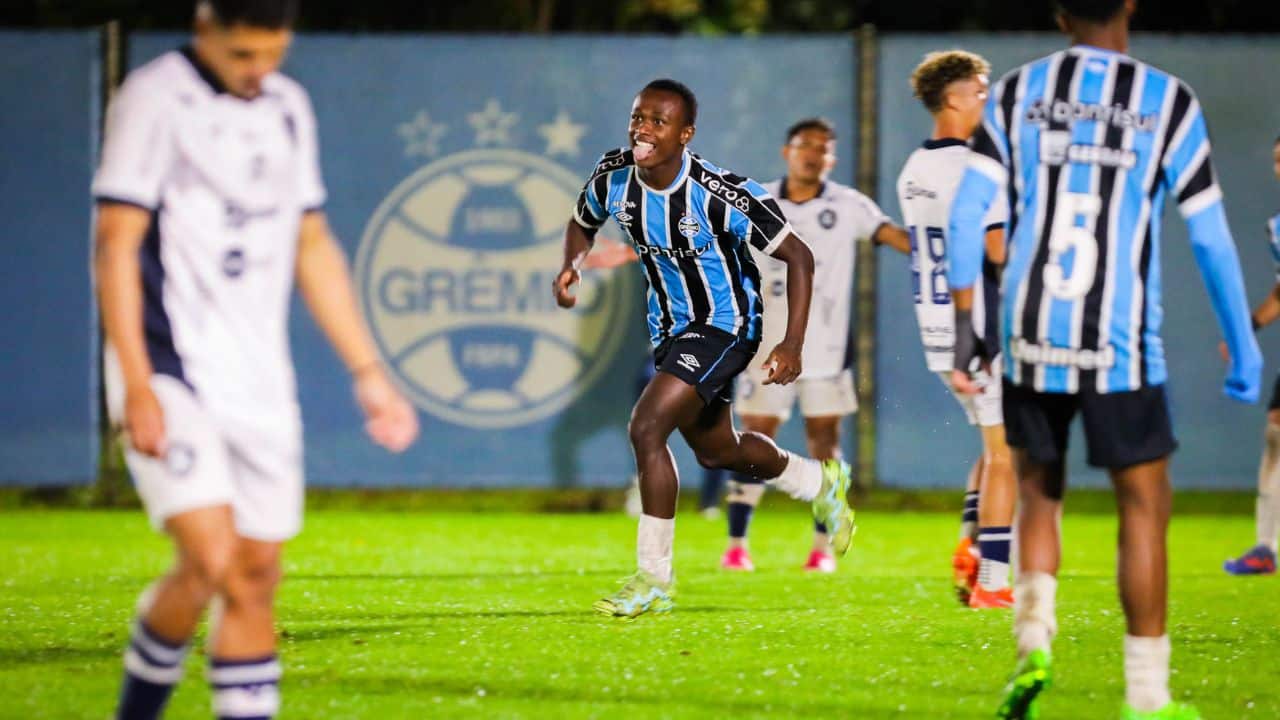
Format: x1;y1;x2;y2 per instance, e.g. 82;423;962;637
653;325;757;406
1002;380;1178;469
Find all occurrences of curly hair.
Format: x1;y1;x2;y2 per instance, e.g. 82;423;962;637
909;50;992;115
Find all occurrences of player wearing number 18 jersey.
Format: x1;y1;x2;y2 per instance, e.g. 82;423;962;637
897;50;1016;609
946;1;1261;718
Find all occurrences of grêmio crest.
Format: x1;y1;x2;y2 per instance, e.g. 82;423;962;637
355;101;635;429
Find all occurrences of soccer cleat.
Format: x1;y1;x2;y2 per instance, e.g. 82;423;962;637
952;537;979;604
812;459;856;556
803;549;837;573
968;585;1013;609
593;571;674;620
1120;701;1202;719
996;648;1052;719
720;546;755;572
1223;544;1277;575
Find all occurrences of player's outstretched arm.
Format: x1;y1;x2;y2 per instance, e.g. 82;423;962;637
1186;201;1263;403
873;223;912;255
295;211;418;452
760;233;814;385
95;202;166;457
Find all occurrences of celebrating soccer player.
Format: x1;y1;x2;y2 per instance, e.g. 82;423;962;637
946;1;1261;717
94;2;419;718
896;50;1018;608
723;117;910;574
554;79;856;619
1223;134;1280;577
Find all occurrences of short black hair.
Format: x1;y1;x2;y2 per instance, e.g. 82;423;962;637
785;117;836;143
201;0;298;29
641;78;698;127
1055;0;1126;23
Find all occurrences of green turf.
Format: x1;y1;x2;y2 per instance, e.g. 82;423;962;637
1;508;1276;719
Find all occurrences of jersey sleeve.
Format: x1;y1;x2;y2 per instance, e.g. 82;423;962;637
728;178;794;256
948;72;1014;290
1162;84;1260;402
849;191;891;243
292;86;327;212
572;150;623;235
91;73;173;210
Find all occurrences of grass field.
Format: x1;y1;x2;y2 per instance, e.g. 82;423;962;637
2;506;1277;719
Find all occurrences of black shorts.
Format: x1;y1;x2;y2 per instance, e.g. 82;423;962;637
1269;375;1280;411
1002;380;1178;469
653;324;757;406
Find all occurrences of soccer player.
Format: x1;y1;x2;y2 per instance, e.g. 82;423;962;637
723;117;910;574
1223;134;1280;576
947;1;1261;717
554;79;856;619
897;51;1018;608
94;2;419;718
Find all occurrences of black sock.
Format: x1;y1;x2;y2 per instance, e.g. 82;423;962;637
117;620;189;720
727;502;754;538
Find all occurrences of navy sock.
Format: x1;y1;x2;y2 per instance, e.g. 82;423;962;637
209;654;281;720
978;525;1013;589
727;502;754;538
961;490;980;538
117;620;189;720
700;467;727;510
814;521;828;534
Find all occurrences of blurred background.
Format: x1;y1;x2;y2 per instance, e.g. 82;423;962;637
3;0;1280;499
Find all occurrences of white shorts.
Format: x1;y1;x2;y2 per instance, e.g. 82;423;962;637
733;367;858;422
120;375;304;542
936;357;1003;428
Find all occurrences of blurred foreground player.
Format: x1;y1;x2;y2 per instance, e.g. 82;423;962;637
555;79;855;619
724;117;910;574
94;2;418;717
897;50;1017;608
947;1;1261;717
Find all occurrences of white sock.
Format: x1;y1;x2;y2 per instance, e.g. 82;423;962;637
978;557;1011;591
1124;634;1172;712
766;452;822;501
1013;572;1057;658
637;514;675;585
1258;426;1280;552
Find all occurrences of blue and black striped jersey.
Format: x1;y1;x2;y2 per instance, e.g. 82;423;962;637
948;44;1260;401
574;148;795;346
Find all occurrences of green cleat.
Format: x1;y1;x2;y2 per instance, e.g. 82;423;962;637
593;571;675;620
1120;702;1202;720
812;459;856;555
996;648;1052;719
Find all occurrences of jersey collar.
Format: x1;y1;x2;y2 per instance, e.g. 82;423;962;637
779;177;826;204
635;150;691;196
921;138;969;150
180;45;230;95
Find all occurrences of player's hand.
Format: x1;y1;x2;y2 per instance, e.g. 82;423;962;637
581;239;637;270
123;384;166;457
553;267;580;308
761;342;802;385
354;367;419;453
950;368;984;396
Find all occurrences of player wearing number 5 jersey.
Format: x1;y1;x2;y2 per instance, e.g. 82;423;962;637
897;50;1017;610
947;2;1261;718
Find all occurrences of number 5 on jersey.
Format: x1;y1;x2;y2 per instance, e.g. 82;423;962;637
1043;191;1100;300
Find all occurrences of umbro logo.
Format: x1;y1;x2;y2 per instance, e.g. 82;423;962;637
676;353;701;372
615;211;633;224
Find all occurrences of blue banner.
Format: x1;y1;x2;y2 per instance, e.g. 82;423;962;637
131;34;856;487
0;31;100;485
877;35;1280;488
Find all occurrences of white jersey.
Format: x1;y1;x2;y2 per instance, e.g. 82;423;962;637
93;47;326;428
753;179;889;379
896;139;1007;372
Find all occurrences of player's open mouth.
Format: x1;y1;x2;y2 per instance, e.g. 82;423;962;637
633;140;656;162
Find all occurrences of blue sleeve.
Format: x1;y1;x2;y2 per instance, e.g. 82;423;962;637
947;168;1001;291
1188;200;1262;403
